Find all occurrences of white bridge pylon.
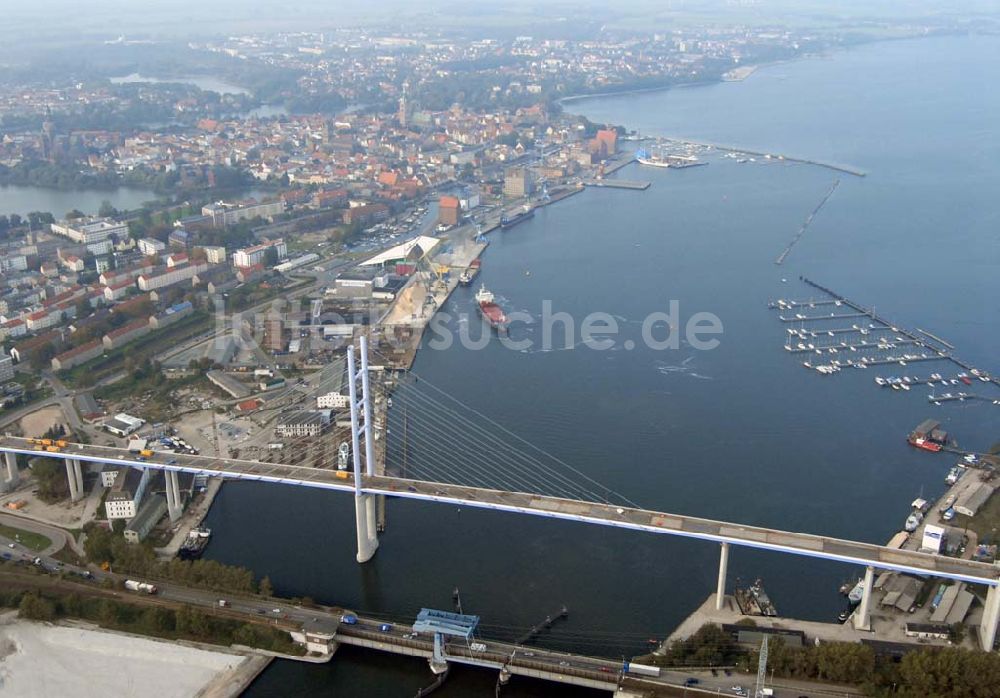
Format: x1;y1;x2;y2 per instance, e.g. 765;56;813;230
347;336;379;563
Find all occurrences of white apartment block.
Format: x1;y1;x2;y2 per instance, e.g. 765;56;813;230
50;217;129;245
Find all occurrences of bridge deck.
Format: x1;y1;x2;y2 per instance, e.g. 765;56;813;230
2;436;997;585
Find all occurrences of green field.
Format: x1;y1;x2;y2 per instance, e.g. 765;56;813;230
0;523;52;552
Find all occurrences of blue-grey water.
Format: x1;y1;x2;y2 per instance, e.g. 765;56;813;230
202;35;1000;695
110;73;252;95
0;184;159;218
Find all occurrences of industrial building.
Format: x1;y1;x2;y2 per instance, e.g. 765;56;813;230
124;495;167;543
103;413;145;437
503;167;534;198
206;370;251;399
438;195;461;226
275;411;330;438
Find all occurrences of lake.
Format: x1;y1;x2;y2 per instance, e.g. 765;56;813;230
0;184;159;219
110;73;251;96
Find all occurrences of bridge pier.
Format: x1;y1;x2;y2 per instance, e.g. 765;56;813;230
716;542;730;610
355;493;379;563
348;337;380;564
165;470;183;522
852;565;875;631
1;452;18;492
65;459;83;501
979;585;1000;651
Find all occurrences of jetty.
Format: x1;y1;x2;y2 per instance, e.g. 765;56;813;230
774;179;840;265
582;179;650;190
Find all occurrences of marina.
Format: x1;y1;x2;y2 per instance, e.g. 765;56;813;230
770;277;1000;399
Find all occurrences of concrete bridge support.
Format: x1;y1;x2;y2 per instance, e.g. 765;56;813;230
716;542;730;610
1;452;19;492
65;459;84;501
852;565;875;631
979;584;1000;651
165;469;183;522
348;336;379;564
355;493;379;563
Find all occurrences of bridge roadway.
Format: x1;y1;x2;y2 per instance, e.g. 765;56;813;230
2;436;998;586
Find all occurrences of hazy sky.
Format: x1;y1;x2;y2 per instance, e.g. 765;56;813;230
2;0;997;48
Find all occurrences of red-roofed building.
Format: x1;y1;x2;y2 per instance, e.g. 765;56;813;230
102;319;151;350
52;339;103;371
166;252;188;268
438;195;461;226
104;279;136;302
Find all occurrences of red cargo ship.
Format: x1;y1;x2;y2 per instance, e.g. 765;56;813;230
475;286;508;330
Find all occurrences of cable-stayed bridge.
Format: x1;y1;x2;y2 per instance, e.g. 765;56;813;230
1;337;999;653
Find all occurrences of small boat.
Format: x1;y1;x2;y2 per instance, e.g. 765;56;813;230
847;578;865;604
904;511;923;532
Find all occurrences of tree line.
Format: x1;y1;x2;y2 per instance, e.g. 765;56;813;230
83;522;269;597
652;623;1000;697
6;586;301;655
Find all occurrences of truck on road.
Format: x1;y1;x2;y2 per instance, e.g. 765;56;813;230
124;580;158;595
623;662;661;678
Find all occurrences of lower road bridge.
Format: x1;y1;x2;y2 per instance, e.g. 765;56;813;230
334;611;627;693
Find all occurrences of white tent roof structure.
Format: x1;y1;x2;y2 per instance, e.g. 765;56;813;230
360;236;440;267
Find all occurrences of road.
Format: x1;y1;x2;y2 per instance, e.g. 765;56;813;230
0;513;74;557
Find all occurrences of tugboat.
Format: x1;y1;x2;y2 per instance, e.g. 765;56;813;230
459;259;481;286
178;527;212;560
475;286;508;331
904;510;923;532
